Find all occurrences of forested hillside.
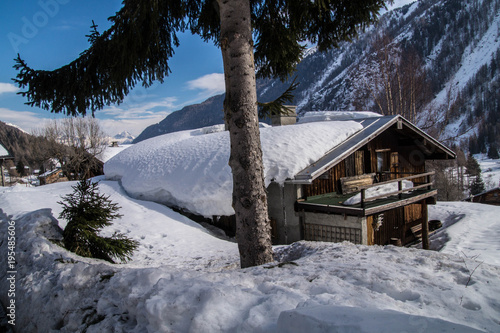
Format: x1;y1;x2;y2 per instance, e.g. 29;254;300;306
135;0;500;155
0;121;40;169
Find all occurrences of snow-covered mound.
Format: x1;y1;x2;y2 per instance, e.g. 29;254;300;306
105;120;363;217
1;181;499;332
0;180;239;269
277;305;482;333
101;144;133;163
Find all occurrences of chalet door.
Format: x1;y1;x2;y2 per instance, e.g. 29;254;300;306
390;152;399;179
372;208;404;245
375;150;397;181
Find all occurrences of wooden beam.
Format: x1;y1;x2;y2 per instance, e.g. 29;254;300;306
364;190;437;215
295;201;365;216
421;201;429;250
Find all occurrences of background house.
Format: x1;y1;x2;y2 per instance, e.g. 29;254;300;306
0;142;14;187
465;187;500;206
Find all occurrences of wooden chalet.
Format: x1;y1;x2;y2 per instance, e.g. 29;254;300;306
0;142;14;187
465;187;500;206
266;114;456;248
39;168;65;185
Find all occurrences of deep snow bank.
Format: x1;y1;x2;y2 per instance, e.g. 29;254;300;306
277;305;484;333
1;182;500;332
104;121;363;217
1;206;499;332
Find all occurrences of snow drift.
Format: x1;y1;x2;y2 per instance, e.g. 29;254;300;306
1;178;500;332
104;119;364;217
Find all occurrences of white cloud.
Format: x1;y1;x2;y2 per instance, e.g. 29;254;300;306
98;116;168;138
0;83;19;95
102;97;177;119
0;107;169;138
0;108;54;133
1;94;179;138
187;73;225;97
98;97;178;136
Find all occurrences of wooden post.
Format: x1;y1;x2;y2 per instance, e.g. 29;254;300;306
1;164;4;187
398;180;402;199
421;200;429;250
361;189;366;209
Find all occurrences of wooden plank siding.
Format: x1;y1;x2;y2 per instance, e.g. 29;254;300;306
366;216;375;245
366;201;425;246
303;161;345;197
303;130;429;201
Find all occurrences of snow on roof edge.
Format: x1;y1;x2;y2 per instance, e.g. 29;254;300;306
298;111;382;123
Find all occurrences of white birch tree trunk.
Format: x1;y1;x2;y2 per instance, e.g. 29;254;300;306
217;0;273;268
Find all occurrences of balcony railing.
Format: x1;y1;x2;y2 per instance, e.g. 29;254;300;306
359;172;435;208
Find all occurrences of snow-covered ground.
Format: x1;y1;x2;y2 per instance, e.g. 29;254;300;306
101;144;133;163
1;180;499;332
476;154;500;190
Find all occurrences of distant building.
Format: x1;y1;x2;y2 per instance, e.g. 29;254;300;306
0;142;14;187
465;187;500;206
39;168;65;185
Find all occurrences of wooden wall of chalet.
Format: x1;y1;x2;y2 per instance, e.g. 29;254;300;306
303;128;427;198
366;201;424;246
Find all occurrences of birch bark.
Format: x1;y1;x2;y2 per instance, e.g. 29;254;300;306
218;0;274;268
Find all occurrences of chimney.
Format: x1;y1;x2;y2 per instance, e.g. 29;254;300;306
271;105;297;126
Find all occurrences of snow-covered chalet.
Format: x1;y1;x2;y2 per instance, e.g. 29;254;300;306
104;110;455;248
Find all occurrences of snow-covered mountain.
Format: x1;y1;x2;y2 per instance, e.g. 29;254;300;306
110;131;135;145
135;0;500;150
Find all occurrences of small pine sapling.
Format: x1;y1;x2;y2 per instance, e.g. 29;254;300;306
58;179;138;263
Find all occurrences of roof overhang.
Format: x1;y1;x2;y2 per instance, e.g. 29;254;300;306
0;143;14;161
289;115;456;184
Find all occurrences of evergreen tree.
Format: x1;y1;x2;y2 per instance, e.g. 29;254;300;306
470;174;486;196
487;143;499;159
465;154;486;196
14;0;391;268
58;179;139;263
16;160;25;177
465;154;481;177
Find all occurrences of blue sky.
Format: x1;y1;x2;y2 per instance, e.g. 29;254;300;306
0;0;224;136
0;0;413;137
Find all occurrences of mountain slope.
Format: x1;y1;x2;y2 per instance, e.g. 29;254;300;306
135;0;500;149
111;131;135;145
134;94;225;143
0;121;37;165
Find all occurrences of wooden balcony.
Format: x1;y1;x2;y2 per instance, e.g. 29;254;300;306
296;172;437;216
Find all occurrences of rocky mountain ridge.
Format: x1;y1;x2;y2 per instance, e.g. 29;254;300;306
135;0;500;153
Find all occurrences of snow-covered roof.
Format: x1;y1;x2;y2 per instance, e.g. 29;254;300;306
104;112;454;217
294;115;456;183
0;143;12;158
105;114;367;217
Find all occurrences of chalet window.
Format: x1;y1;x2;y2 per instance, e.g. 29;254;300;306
376;149;391;173
346;151;365;177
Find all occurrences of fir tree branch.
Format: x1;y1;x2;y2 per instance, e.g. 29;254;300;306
258;77;299;118
13;0;186;117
